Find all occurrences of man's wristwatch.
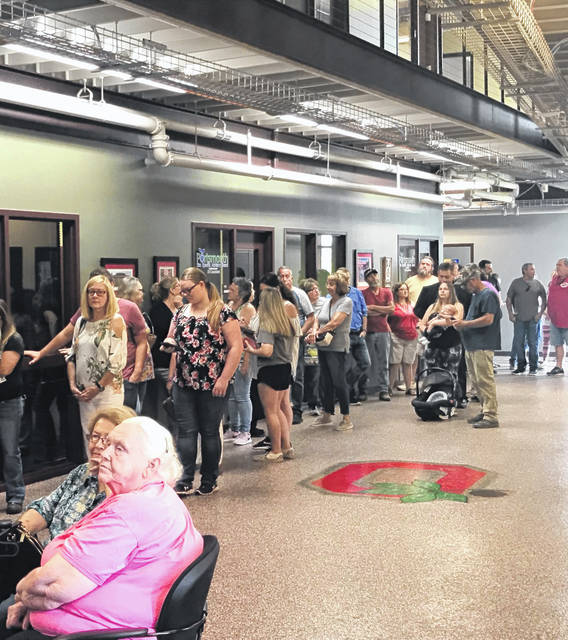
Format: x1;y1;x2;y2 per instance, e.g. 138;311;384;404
95;380;104;392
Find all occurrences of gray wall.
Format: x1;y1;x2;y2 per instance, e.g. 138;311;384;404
444;213;565;349
1;125;442;304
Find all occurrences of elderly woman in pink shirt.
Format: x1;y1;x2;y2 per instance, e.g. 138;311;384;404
4;417;203;640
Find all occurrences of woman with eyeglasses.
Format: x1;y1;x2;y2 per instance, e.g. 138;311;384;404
148;277;182;423
66;276;127;450
167;268;242;496
0;300;26;515
0;406;136;625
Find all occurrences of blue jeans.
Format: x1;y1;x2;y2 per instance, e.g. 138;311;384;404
512;319;538;370
228;367;252;433
124;380;148;415
172;385;227;487
365;332;390;393
0;396;25;502
346;334;371;398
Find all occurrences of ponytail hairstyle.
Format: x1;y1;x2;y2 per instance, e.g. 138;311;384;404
151;276;179;303
180;267;225;333
0;299;16;349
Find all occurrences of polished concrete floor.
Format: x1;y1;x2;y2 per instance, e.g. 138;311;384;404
3;359;568;640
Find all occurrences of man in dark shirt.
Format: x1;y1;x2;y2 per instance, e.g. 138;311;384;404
453;265;502;429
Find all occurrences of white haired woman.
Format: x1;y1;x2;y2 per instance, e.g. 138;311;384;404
5;417;203;640
66;276;127;450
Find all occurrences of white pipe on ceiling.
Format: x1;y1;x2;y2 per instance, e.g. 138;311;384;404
151;129;449;205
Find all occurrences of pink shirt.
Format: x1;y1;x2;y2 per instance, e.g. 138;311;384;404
71;298;146;380
548;275;568;328
30;481;203;636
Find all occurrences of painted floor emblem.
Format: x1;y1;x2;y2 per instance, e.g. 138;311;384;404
305;461;491;503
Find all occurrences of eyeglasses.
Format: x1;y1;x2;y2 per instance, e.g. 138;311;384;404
88;289;107;297
180;282;200;296
89;432;110;446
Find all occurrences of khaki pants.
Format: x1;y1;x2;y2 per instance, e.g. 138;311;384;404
465;350;498;421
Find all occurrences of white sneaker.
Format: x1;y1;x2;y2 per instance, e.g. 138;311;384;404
234;433;252;446
223;430;239;441
309;407;322;416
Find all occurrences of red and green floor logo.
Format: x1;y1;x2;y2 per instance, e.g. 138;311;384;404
305;461;492;503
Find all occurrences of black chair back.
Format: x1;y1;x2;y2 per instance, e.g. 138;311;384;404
156;535;220;640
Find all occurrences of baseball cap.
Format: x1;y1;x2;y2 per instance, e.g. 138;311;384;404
364;268;378;279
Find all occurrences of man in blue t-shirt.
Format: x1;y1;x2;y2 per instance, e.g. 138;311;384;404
337;268;371;404
453;264;502;429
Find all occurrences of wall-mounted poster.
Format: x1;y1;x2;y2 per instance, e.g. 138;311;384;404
153;256;179;283
381;257;393;288
100;258;138;278
354;250;374;289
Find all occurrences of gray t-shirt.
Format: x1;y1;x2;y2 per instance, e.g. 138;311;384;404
316;296;353;352
292;286;314;326
462;288;502;352
506;277;547;322
257;327;296;371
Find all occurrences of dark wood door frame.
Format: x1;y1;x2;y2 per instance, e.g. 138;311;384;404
191;222;275;279
0;210;80;319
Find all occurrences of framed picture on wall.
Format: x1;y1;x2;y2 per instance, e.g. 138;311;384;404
353;250;374;289
100;258;138;278
153;256;179;283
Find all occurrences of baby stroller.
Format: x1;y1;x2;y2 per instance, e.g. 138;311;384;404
411;367;457;421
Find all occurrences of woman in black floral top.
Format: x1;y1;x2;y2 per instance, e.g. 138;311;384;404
167;267;242;496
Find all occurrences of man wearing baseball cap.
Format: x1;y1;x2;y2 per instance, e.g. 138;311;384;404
362;268;394;401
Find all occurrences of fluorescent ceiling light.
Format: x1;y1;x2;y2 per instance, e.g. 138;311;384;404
165;76;197;88
4;43;99;71
318;124;369;140
99;69;132;81
419;151;471;167
440;180;491;191
276;114;318;127
0;80;159;132
133;77;186;94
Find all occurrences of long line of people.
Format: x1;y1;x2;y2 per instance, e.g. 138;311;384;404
2;257;567;512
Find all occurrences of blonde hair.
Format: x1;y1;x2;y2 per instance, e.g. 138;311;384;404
180;267;224;333
87;405;137;435
327;273;349;296
258;287;293;336
80;276;118;320
432;282;458;314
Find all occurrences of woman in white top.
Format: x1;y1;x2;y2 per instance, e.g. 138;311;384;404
66;276;127;450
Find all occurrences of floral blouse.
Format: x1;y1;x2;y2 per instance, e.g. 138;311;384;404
68;314;127;393
173;305;237;392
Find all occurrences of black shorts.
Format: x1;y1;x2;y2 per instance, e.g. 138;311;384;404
257;363;292;391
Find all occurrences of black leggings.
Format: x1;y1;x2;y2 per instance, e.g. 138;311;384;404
318;350;349;415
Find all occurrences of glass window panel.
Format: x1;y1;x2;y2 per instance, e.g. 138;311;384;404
349;0;380;46
397;0;411;60
285;232;306;284
194;227;231;297
398;237;417;281
383;0;398;53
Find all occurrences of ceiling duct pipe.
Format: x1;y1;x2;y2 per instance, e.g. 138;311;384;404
151;128;452;205
162;120;440;183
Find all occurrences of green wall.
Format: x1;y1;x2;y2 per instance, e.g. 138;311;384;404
1;125;443;298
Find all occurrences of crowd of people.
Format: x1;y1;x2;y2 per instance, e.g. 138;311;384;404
0;256;567;640
1;257;568;512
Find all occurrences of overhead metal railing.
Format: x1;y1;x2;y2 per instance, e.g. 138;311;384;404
427;0;568;160
0;0;561;181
